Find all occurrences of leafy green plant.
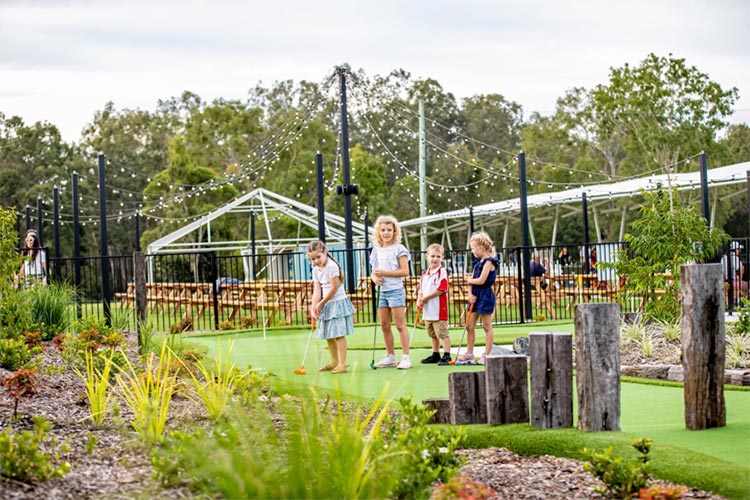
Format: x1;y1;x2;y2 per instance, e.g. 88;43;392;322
151;388;402;499
385;397;466;500
183;340;248;421
85;433;99;455
0;289;32;340
108;306;132;333
0;208;24;296
725;331;750;369
2;367;39;419
583;437;653;498
115;342;178;444
137;316;159;355
602;189;728;323
431;475;497;500
74;348;116;426
0;416;71;482
0;337;40;371
26;283;75;340
656;320;681;343
732;298;750;336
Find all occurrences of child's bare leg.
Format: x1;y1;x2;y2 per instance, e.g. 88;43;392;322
481;314;494;355
431;336;440;352
442;336;451;355
465;312;478;354
327;338;338;366
379;307;395;355
391;306;409;355
334;337;347;371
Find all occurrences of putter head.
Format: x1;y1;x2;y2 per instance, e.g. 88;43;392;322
370;360;377;370
448;359;457;366
293;368;306;375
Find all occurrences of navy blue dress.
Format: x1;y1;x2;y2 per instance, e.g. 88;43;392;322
471;256;498;315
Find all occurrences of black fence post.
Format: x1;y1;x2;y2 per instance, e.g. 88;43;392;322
210;251;220;330
98;153;111;326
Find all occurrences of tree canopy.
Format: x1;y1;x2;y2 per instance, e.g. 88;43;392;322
0;54;746;256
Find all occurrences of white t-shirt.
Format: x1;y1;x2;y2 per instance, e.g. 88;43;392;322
419;267;449;321
23;250;46;278
312;257;347;302
370;244;410;291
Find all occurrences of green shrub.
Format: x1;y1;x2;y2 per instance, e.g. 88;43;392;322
583;437;652;498
385;397;465;500
0;416;71;482
0;290;32;340
27;283;75;340
0;338;40;371
151;390;401;499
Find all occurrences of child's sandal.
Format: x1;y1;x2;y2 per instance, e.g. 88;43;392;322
319;364;335;372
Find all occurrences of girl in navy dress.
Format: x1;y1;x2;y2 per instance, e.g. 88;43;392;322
459;231;498;365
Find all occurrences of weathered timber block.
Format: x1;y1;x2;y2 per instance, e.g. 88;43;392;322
529;332;573;428
575;303;621;431
448;372;486;424
667;365;684;382
422;398;451;424
620;365;671;380
484;355;529;425
134;252;147;347
681;264;726;430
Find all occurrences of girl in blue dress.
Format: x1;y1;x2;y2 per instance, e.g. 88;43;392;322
459;231;498;365
308;240;355;374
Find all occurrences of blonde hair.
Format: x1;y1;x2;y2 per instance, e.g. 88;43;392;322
306;240;344;281
372;215;402;247
426;243;444;256
470;231;496;257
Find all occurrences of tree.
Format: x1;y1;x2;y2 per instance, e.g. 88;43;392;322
604;189;728;323
592;53;738;210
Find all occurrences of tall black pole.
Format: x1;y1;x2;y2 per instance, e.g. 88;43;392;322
337;65;357;293
469;205;475;234
53;187;61;260
25;205;31;232
582;192;590;271
316;151;326;242
135;210;141;252
519;152;532;320
98;153;111;326
36;196;44;247
72;171;82;319
746;171;749;238
699;151;710;223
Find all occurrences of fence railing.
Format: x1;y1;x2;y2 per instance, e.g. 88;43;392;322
45;239;749;333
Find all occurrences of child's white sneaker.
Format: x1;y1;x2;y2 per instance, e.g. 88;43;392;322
375;354;397;368
397;355;412;370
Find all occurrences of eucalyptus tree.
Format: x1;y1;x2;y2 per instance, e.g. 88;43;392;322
592;53;739;211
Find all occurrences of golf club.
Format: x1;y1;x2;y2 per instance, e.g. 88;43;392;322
293;318;316;375
407;306;423;350
369;285;381;370
449;302;474;366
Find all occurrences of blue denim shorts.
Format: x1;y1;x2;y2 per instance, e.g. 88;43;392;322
378;287;406;308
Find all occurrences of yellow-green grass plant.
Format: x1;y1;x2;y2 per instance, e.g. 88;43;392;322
183;339;248;421
151;384;403;500
74;348;115;427
115;342;177;444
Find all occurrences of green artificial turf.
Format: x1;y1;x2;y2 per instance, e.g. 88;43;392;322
186;323;750;499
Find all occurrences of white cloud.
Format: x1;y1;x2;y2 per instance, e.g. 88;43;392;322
0;0;747;142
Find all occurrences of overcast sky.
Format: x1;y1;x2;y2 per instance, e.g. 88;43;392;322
1;0;748;143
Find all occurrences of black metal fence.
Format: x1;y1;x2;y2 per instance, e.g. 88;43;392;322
44;239;749;333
